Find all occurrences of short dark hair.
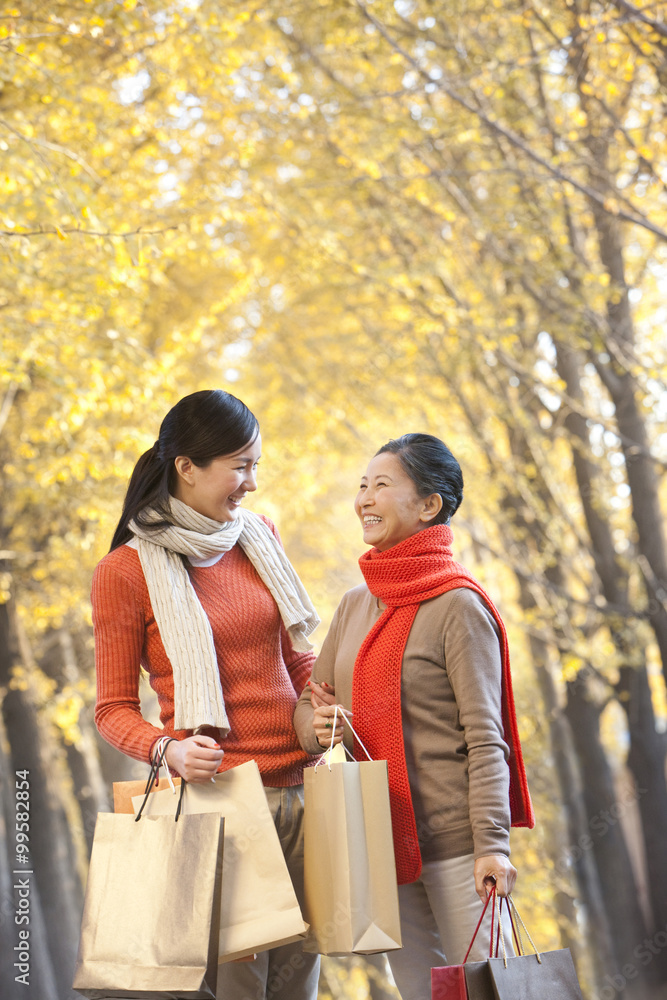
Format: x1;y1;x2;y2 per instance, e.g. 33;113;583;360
375;433;463;525
110;389;259;549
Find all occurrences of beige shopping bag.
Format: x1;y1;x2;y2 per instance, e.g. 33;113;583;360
113;776;181;815
73;811;223;999
133;760;307;963
303;737;402;955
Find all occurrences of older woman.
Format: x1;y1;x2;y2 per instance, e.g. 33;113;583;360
294;433;534;1000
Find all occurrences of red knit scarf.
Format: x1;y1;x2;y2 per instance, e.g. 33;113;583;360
351;524;535;885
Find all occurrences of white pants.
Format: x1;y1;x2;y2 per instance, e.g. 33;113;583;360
215;785;320;1000
387;854;513;1000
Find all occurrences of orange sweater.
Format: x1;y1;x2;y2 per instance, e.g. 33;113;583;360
92;518;315;786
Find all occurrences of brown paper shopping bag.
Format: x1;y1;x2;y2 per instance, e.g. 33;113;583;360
133;759;307;963
73;811;223;999
113;776;180;815
303;724;402;956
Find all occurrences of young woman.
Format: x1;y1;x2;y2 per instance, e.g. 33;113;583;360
92;388;320;1000
294;433;534;1000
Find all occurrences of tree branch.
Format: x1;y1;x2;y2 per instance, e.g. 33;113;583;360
0;381;18;437
611;0;667;39
0;225;179;239
354;1;667;243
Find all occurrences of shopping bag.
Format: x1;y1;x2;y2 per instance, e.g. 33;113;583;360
113;776;181;814
431;964;468;1000
484;895;583;1000
464;961;496;1000
432;962;495;1000
72;810;223;999
133;759;307;962
432;888;498;1000
303;714;402;955
487;950;583;998
433;890;581;1000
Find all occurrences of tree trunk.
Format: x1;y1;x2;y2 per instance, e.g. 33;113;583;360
499;421;620;990
39;628;110;853
0;698;60;1000
0;597;83;1000
564;672;653;988
616;664;667;947
568;10;667;682
556;335;667;952
516;577;614;990
591;208;667;683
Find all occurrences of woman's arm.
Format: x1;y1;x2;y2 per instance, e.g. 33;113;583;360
293;606;343;755
92;560;166;763
443;590;514;876
93;560;225;781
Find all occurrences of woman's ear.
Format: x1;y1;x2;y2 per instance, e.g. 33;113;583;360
173;455;195;485
419;493;443;522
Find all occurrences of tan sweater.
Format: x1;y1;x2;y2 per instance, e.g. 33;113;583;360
293;584;511;861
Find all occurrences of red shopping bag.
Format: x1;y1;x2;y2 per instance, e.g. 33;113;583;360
431;888;500;1000
431;964;468;1000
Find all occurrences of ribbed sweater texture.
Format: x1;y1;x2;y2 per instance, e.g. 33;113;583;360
92;517;315;786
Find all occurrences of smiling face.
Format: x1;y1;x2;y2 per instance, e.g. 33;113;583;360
171;433;262;523
354;452;442;552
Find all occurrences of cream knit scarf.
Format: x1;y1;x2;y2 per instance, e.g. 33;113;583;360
129;497;319;734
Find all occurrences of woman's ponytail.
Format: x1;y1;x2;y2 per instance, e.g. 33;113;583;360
109;443;170;550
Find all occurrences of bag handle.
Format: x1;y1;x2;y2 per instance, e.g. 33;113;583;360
463;886;496;963
492;891;535;968
135;740;186;823
507;895;542;963
462;887;519;968
495;888;508;968
314;703;374;770
500;894;522;955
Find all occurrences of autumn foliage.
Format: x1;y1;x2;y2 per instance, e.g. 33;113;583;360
1;2;667;998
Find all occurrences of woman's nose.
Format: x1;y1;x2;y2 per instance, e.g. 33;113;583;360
244;469;258;492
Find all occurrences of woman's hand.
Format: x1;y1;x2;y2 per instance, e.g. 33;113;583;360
312;704;351;748
164;735;224;783
473;855;517;900
308;679;336;709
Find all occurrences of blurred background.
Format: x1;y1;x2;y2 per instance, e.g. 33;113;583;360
1;1;666;998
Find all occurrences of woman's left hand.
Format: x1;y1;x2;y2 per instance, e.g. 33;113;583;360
473;855;517;900
308;679;336;709
312;703;352;747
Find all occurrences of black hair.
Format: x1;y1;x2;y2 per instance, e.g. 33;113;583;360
375;433;463;525
109;389;259;550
